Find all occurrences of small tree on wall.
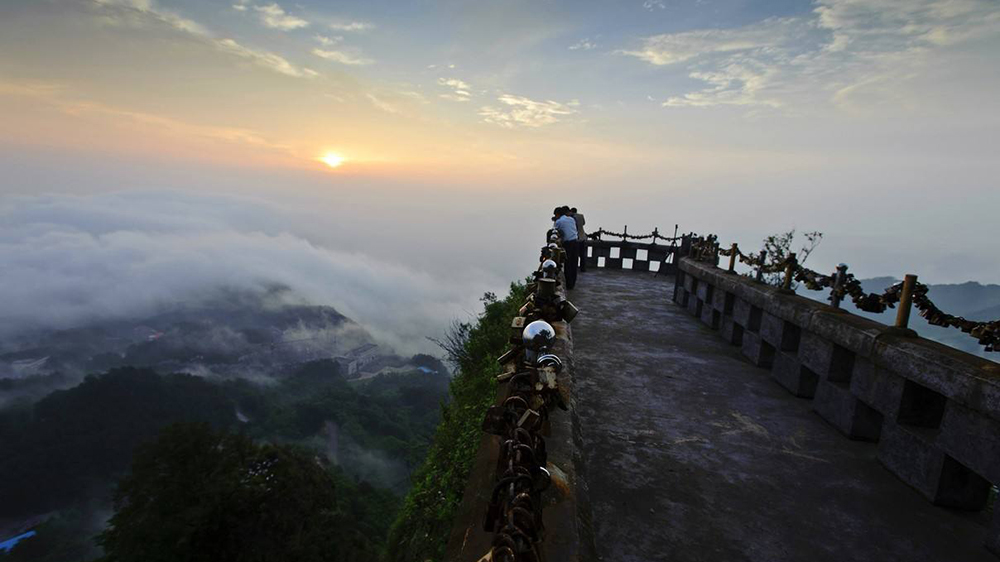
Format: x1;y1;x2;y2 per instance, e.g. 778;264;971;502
761;230;823;287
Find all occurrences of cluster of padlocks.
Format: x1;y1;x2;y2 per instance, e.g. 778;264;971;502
477;226;579;562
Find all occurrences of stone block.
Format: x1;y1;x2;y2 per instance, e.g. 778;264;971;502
938;401;1000;484
760;311;784;349
732;297;752;328
687;295;701;316
730;275;773;310
814;381;883;441
799;331;833;377
809;310;883;357
741;331;763;366
720;315;735;343
712;288;727;312
684;274;696;292
696;279;712;302
771;352;817;398
878;423;991;510
700;302;718;329
849;358;904;418
873;335;1000;424
764;292;825;327
741;332;774;369
877;422;945;502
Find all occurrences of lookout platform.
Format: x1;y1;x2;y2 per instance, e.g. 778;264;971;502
570;269;993;562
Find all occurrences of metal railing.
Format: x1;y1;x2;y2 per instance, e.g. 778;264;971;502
476;226;579;562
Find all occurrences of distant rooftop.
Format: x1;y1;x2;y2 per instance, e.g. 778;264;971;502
347;343;378;357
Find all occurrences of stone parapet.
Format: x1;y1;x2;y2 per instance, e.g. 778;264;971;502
675;257;1000;557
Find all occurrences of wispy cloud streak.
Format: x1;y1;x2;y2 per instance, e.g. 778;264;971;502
621;0;1000;109
479;95;578;128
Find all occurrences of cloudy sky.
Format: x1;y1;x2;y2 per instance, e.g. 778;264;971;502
1;0;999;349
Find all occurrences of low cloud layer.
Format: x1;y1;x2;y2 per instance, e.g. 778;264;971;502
0;191;490;355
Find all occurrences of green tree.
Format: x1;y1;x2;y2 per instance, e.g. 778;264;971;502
98;423;381;562
760;229;823;287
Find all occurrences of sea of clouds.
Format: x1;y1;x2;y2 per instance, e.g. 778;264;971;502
0;190;500;355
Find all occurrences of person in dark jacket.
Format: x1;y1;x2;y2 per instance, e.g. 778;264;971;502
570;207;587;272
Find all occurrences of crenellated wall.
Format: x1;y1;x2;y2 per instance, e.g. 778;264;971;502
583;239;676;274
674;256;1000;555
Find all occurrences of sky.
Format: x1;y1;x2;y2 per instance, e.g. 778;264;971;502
1;0;999;352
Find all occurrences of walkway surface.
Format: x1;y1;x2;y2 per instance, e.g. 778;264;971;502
570;269;993;562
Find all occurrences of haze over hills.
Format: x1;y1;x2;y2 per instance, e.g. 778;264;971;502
2;286;367;386
0;285;451;560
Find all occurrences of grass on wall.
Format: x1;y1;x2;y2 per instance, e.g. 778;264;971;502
384;281;527;562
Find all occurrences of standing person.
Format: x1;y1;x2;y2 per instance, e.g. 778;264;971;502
553;207;579;289
570;207;587;272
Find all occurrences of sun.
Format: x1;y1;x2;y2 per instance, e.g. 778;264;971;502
319;152;345;169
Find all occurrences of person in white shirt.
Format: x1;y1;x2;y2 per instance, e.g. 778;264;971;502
553;206;579;289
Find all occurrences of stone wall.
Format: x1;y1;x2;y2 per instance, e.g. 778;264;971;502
674;257;1000;556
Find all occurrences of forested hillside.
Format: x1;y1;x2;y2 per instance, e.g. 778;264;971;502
0;281;523;562
0;359;448;560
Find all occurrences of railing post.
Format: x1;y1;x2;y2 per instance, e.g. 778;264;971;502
781;252;797;291
755;250;767;282
728;243;738;273
895;274;918;329
830;264;848;309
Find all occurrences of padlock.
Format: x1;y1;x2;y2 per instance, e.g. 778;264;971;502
510;316;527;344
496;368;517;383
560;299;579;323
517;408;541;429
537;278;557;299
497;347;519;366
537;367;559;390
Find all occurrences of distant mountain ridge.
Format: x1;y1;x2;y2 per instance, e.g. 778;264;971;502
860;277;1000;320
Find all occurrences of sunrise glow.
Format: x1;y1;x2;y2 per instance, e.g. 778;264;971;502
320;153;345;169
